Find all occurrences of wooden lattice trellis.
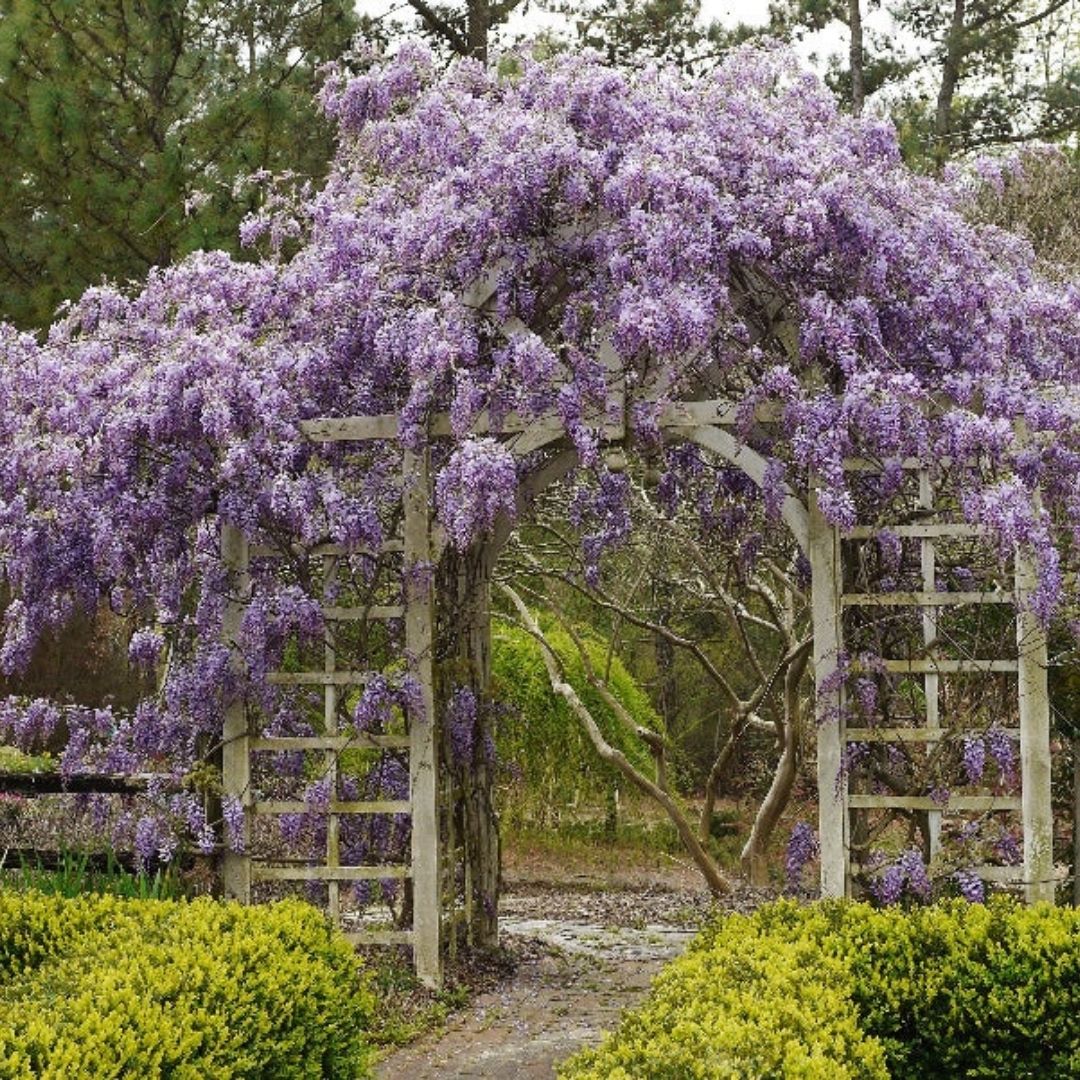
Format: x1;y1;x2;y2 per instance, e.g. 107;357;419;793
220;446;441;987
812;460;1056;903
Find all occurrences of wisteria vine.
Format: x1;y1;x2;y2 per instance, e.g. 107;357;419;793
0;43;1076;884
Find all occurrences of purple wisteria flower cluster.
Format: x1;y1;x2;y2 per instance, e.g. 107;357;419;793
872;848;933;905
785;821;819;893
0;43;1075;862
435;439;518;550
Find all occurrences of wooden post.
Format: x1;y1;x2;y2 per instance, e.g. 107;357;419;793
1073;737;1080;907
809;488;847;897
1016;549;1054;904
221;522;252;903
404;448;441;987
323;555;341;923
458;543;500;950
918;471;942;860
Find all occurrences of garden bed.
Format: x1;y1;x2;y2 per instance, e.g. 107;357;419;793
560;898;1080;1080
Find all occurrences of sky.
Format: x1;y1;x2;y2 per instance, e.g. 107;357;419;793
358;0;782;29
356;0;854;67
354;0;930;110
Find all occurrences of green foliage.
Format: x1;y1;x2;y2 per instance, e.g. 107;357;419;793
0;892;375;1078
10;850;185;901
828;900;1080;1080
0;0;363;329
561;899;1080;1080
492;619;661;812
561;902;889;1080
552;0;728;72
0;747;52;774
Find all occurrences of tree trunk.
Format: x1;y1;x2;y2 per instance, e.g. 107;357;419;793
699;712;746;841
438;542;500;950
467;0;489;62
740;646;810;884
654;602;678;732
848;0;865;114
934;0;967;164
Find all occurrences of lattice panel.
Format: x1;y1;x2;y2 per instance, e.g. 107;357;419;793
813;462;1056;903
220;444;441;987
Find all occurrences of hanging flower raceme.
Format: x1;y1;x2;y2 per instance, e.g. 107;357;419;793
435;438;518;550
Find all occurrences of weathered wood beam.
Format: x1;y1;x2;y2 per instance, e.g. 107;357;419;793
848;794;1021;811
297;398;782;446
252;864;409;882
252;799;411;815
846;725;1020;743
221;523;252;904
809;488;847;897
841;591;1014;607
250;734;409;752
404;446;441;989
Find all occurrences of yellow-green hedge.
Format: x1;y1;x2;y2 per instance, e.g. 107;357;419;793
0;892;375;1079
560;899;1080;1080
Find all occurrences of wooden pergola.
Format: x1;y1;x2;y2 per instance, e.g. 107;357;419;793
217;388;1055;987
208;241;1052;986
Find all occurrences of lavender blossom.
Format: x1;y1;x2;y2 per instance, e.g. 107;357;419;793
872;848;932;905
446;687;479;768
222;795;246;852
987;727;1017;785
954;868;985;903
128;628;164;669
785;822;819;892
435;438;518;549
961;736;986;785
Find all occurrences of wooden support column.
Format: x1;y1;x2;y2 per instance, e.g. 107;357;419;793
404;448;442;987
323;555;341;923
918;471;942;860
1016;549;1054;904
456;542;500;950
809;489;847;897
221;522;252;903
1073;737;1080;907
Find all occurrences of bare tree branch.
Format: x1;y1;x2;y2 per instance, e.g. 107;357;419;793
498;583;730;896
403;0;468;53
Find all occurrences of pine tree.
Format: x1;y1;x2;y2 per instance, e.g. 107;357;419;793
0;0;363;328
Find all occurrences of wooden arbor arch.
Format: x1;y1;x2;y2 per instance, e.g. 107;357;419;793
219;386;1055;987
216;256;1055;985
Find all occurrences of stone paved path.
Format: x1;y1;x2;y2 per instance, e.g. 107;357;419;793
374;905;699;1079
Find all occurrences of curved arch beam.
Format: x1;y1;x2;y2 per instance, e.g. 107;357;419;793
681;425;809;556
508;422;571;459
436;424;810;560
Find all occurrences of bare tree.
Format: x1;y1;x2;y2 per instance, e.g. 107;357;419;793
499;581;731;894
500;475;815;887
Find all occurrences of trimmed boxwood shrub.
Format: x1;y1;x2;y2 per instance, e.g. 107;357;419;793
561;905;888;1080
828;900;1080;1079
0;892;375;1079
561;899;1080;1080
